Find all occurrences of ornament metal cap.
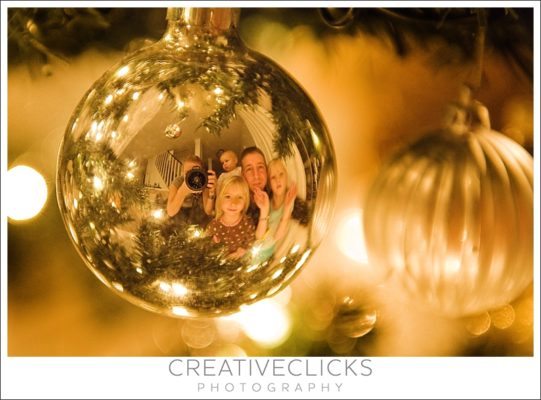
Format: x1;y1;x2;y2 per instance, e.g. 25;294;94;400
166;8;240;31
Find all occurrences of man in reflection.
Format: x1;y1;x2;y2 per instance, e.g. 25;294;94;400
239;146;270;225
167;155;217;227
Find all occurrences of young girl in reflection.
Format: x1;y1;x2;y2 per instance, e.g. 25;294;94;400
255;158;297;261
207;175;258;259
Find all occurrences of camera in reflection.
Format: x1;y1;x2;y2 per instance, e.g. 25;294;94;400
185;166;207;191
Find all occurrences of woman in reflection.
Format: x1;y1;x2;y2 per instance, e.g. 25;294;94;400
167;155;216;226
255;158;297;261
207;175;260;259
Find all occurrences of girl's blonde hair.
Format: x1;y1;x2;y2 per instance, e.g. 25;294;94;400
267;158;288;189
267;158;287;174
215;175;250;220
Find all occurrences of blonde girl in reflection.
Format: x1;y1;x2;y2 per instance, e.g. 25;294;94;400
207;175;264;259
255;158;297;261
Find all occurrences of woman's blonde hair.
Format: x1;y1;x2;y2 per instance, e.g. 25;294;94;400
215;175;250;220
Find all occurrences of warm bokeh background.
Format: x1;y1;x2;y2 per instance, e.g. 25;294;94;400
5;7;534;356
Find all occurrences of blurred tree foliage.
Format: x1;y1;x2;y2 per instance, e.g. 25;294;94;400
8;8;166;67
8;7;533;79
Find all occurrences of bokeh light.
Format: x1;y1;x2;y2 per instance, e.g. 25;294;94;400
490;305;516;330
335;209;368;264
227;299;292;348
6;165;48;221
465;312;492;336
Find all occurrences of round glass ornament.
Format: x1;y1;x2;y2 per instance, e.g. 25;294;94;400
363;88;533;317
56;8;336;317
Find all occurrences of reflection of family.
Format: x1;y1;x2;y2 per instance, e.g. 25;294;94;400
167;146;302;259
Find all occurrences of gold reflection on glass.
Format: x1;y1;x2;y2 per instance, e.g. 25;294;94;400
251;244;262;256
192;228;202;238
246;264;259;273
310;128;320;149
172;282;188;296
116;65;130;77
271;268;283;280
171;306;190;317
67;221;79;244
295;249;311;271
151;209;164;219
159;281;171;293
92;176;104;191
266;285;281;297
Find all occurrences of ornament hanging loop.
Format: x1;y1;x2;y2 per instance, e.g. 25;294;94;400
447;10;490;137
445;85;491;135
465;9;488;92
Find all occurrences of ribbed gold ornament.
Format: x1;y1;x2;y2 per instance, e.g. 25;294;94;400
363;88;533;317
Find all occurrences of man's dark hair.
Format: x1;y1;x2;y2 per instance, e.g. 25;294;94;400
240;146;266;167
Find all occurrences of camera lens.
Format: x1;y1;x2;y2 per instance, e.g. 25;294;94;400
186;167;207;191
